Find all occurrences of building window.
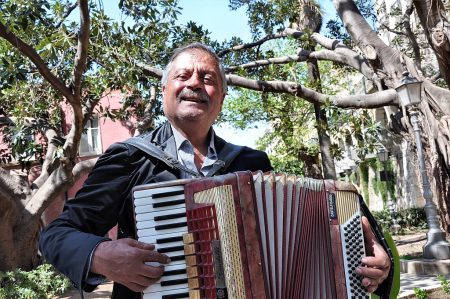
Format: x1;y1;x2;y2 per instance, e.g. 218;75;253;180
79;116;102;156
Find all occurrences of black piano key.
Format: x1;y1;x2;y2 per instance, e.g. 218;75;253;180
169;255;186;262
163;268;187;276
161;278;188;287
157;236;183;244
157;245;184;253
156;222;188;231
153;199;185;208
152;190;185;199
154;212;186;221
161;292;189;299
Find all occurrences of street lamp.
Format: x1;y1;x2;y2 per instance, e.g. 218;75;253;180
396;71;450;259
377;148;400;234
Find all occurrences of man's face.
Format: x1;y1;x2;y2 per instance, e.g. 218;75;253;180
162;49;226;129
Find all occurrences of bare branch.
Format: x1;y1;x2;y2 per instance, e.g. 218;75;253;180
225;54;302;72
71;0;90;99
0;23;74;103
30;128;59;190
379;23;405;36
226;47;374;79
136;86;157;134
402;0;422;70
72;158;98;182
227;74;398;108
217;33;289;57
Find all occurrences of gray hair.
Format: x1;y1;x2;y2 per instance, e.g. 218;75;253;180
161;42;228;93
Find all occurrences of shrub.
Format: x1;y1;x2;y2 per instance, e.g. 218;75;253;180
437;274;450;294
372;207;427;233
413;287;428;299
0;263;70;299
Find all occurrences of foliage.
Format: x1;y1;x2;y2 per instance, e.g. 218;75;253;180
229;0;301;38
0;0;222;159
413;287;428;299
372;207;427;233
437;275;450;294
0;263;70;299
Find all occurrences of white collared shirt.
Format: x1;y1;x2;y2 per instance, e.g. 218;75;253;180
171;125;218;178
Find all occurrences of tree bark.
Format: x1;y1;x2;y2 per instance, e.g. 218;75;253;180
413;0;450;87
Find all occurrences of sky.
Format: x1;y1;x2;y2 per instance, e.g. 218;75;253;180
100;0;337;148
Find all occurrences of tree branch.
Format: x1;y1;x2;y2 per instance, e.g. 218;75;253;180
402;0;422;70
217;32;290;57
226;74;398;108
225;47;374;79
30;128;59;190
71;0;90;100
55;3;79;28
72;158;98;182
0;23;74;103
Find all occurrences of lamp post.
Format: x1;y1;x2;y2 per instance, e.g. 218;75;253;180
396;72;450;259
377;148;400;234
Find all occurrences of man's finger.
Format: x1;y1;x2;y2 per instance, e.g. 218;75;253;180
361;216;376;247
142;250;171;264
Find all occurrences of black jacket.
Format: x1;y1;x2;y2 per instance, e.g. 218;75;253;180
39;122;272;298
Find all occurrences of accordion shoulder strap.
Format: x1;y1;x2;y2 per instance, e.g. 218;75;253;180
123;136;201;178
122;137;244;178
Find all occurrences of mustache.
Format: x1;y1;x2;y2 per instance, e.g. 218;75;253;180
177;89;210;103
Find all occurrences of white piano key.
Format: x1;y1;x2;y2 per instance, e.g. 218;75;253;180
136;208;187;227
136;216;188;232
143;287;190;299
144;282;189;294
139;231;185;245
134;193;185;209
134;185;185;199
138;225;188;238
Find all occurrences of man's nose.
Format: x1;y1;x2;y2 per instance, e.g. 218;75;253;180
186;74;203;90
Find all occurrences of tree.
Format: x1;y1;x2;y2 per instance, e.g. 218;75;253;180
1;0;450;271
0;0;197;271
221;0;450;231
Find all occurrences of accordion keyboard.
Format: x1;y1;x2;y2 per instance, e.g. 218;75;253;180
133;184;192;299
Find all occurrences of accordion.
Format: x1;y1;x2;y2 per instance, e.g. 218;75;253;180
132;171;370;299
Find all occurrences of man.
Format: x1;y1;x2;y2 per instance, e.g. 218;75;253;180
39;43;391;298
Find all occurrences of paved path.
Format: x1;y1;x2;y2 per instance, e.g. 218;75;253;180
398;273;443;298
55;273;445;298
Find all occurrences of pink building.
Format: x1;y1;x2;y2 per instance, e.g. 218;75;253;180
1;90;137;239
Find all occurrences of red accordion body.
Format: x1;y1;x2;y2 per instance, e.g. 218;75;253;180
132;171;369;299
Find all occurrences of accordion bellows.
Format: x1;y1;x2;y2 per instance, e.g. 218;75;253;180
132;171;369;299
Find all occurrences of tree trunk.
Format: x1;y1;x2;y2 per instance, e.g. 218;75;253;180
297;0;337;180
0;191;42;271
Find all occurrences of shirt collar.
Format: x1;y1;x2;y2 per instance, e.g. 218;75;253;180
170;124;217;157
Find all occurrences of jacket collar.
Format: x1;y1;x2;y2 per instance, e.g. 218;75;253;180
148;121;227;158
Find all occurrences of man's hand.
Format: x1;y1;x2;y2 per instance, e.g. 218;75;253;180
356;216;391;293
91;238;171;292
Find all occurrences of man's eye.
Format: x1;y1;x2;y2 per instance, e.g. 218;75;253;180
177;74;188;80
203;76;215;84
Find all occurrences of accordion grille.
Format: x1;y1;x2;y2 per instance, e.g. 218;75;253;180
193;185;246;298
335;191;359;223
